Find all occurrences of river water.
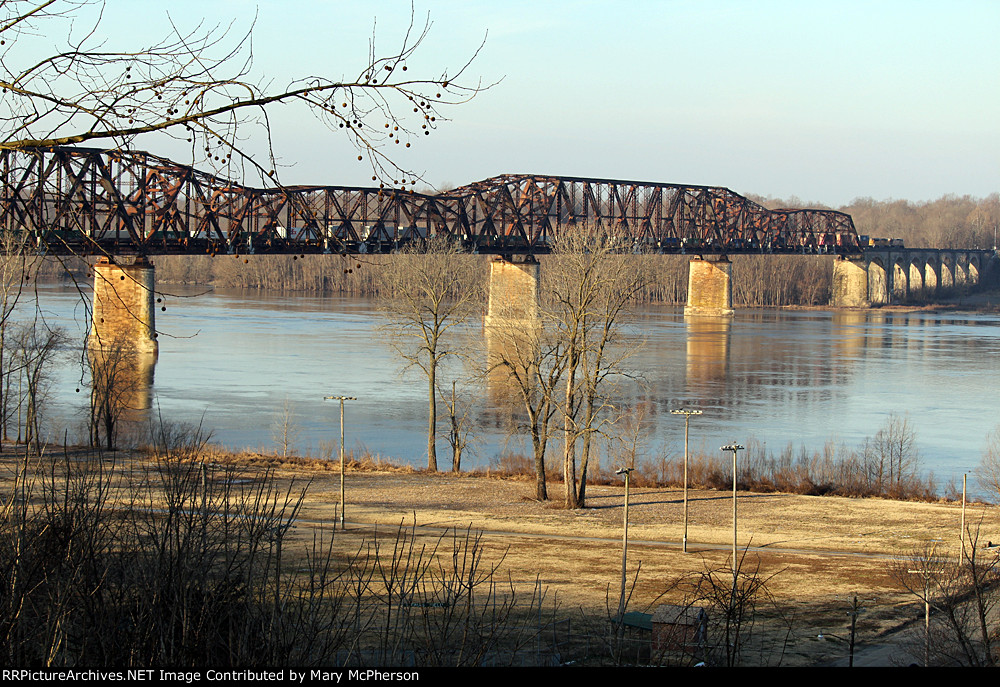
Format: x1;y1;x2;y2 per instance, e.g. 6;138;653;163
23;284;1000;497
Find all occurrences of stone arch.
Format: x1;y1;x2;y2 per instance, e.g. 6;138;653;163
955;258;968;287
908;258;924;295
923;257;939;294
892;256;908;300
868;257;888;305
940;254;955;290
968;255;981;285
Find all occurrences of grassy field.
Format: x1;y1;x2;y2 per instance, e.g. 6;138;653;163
3;445;996;667
251;451;1000;666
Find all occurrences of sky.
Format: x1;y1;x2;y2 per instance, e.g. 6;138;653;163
82;0;1000;206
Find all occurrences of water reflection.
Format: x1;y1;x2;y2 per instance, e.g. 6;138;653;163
86;348;155;445
684;315;731;390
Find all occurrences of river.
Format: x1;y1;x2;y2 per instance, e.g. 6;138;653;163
21;284;1000;498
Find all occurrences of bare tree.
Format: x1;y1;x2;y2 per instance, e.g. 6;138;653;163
975;425;1000;503
271;396;300;459
87;339;142;451
544;227;649;508
487;318;566;500
440;380;475;473
655;548;790;667
0;1;487;185
0;229;34;444
378;238;482;471
9;321;66;453
889;527;1000;667
864;413;920;497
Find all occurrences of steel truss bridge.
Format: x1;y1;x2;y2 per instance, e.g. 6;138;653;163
0;146;861;257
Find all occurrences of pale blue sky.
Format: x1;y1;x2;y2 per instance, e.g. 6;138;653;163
87;1;999;205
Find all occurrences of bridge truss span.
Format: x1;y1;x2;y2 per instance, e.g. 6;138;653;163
448;174;860;255
0;146;861;257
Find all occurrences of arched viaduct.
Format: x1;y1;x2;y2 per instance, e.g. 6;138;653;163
831;248;1000;307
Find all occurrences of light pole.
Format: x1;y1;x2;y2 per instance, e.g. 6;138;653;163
908;542;944;668
324;395;356;530
721;443;744;577
616;466;634;627
671;408;702;553
961;473;966;564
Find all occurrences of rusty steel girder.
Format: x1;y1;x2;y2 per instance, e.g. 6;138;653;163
0;147;860;256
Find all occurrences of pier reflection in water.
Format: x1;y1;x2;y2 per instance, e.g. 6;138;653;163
86;348;155;447
25;285;1000;496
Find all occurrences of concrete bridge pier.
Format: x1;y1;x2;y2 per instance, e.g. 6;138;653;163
684;256;734;317
88;256;159;356
484;257;541;392
831;258;871;307
484;256;541;329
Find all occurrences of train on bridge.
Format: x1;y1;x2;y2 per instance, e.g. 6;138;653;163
0;146;863;258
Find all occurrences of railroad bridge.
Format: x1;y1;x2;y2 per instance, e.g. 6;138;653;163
832;248;996;307
0;146;995;353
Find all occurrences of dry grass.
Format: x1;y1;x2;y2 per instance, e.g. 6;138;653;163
6;444;996;666
239;450;999;665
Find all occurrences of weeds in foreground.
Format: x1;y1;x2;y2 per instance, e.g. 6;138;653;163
0;436;553;667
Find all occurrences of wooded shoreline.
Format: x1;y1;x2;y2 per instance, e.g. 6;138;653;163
39;251;1000;308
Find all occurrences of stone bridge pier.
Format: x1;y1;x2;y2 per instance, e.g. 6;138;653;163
485;254;739;327
484;257;541;396
684;256;734;317
832;248;998;307
484;256;540;330
88;256;159;356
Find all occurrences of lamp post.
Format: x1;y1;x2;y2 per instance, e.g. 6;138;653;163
908;542;944;668
671;409;702;552
721;443;744;577
616;466;634;627
324;395;356;530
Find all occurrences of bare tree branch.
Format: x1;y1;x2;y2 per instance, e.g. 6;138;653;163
0;1;490;186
